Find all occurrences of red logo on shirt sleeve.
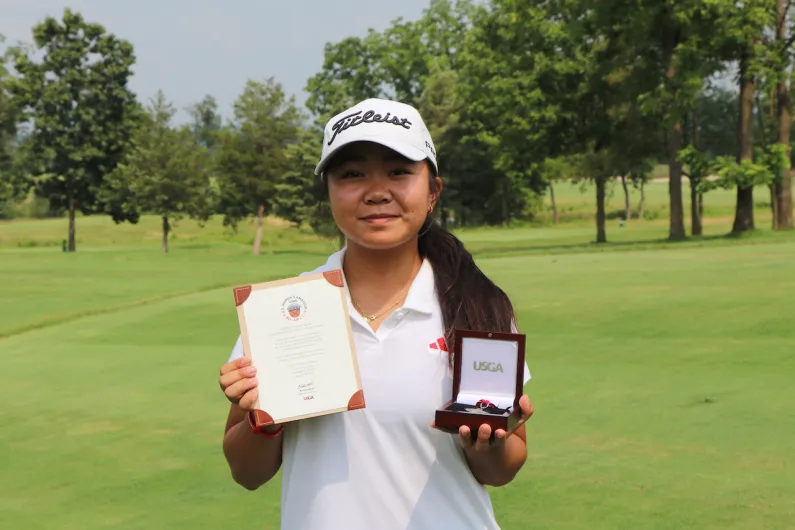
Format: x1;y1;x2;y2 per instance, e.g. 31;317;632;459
429;337;448;352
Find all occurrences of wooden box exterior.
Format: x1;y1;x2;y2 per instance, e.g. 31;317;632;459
434;329;526;434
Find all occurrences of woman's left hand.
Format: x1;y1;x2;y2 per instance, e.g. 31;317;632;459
461;395;534;451
432;395;534;451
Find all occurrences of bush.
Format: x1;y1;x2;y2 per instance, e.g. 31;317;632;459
0;190;53;220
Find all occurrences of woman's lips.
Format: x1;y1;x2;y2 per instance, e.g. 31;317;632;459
360;214;399;225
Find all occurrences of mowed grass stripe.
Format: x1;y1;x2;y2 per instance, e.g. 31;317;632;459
0;281;240;340
0;250;328;338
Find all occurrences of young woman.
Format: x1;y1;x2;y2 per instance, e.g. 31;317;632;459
218;98;534;530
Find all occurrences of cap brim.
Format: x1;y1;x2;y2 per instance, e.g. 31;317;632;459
314;138;430;176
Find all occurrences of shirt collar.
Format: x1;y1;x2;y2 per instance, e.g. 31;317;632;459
402;259;437;315
321;247;437;316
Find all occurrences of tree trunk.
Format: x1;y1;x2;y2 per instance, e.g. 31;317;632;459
771;185;780;229
162;215;170;254
691;177;703;236
501;178;508;227
776;174;793;228
733;53;756;233
776;0;793;228
698;191;703;221
620;175;631;220
668;120;686;240
596;177;606;243
549;181;559;224
638;181;646;220
662;19;686;241
67;193;76;252
253;204;265;255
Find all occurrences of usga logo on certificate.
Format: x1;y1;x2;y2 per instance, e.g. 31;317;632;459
281;296;307;321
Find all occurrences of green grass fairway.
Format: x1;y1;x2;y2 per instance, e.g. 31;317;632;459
1;214;793;529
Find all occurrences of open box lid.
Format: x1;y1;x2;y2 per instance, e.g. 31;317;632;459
452;329;526;409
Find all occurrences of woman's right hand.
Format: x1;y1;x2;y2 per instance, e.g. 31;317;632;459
219;356;259;411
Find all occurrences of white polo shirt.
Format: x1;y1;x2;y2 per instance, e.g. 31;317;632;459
228;248;531;530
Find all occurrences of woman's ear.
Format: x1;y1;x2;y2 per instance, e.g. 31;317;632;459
431;175;444;208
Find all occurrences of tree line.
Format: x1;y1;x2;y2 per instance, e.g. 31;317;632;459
0;1;793;253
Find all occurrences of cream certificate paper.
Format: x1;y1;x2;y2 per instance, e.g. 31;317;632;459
234;270;364;423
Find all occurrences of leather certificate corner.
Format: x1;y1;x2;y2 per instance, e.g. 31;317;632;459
234;285;252;306
347;389;365;411
250;409;275;427
323;270;344;288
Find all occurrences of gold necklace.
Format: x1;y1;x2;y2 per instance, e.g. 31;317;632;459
351;288;410;323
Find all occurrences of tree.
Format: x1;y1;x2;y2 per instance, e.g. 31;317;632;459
417;64;466;228
679;145;713;236
677;84;739;236
772;0;793;228
0;34;22;213
539;157;576;225
305;34;385;127
690;84;738;159
0;36;17;167
271;130;349;248
273;131;322;227
705;0;770;233
187;95;223;151
100;91;214;253
456;0;581;226
377;0;477;106
580;0;731;240
8;9;140;251
215;79;304;255
305;0;475;124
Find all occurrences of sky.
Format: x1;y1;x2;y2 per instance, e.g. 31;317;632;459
0;0;433;123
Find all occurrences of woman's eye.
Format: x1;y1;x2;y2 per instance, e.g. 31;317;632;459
390;168;411;176
342;171;363;179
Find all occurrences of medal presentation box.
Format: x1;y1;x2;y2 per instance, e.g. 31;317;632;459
435;329;526;436
233;270;365;428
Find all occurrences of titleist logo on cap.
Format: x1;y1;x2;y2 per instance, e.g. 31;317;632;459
328;110;413;146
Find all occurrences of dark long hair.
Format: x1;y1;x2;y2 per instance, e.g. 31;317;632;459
420;172;517;365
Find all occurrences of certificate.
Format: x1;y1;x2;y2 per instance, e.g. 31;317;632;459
233;269;365;427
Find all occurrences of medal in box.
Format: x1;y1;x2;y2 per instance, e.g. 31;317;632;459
435;329;526;436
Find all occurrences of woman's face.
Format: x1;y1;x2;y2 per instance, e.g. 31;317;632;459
325;141;441;250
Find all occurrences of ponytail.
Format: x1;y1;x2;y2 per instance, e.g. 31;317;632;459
418;219;517;366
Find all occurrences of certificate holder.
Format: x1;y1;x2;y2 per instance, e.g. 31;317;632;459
233;270;365;428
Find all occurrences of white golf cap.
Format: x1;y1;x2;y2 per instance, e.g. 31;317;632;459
314;98;438;176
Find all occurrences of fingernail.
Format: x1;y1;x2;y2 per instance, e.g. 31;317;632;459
244;366;256;375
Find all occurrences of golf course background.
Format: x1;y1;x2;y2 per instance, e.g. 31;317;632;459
1;180;793;529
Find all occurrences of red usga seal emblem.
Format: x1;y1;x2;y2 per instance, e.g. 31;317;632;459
281;296;307;321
